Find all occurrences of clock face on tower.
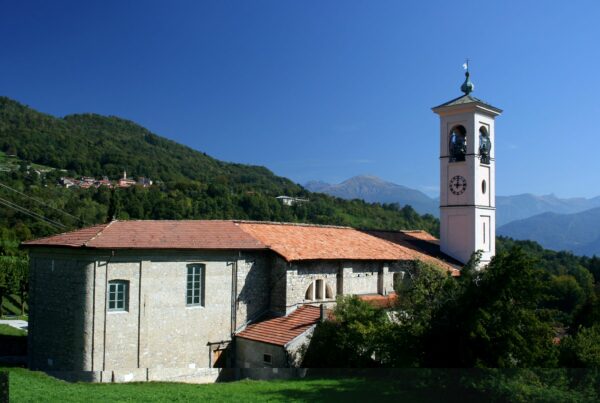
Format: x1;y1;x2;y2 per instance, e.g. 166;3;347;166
449;175;467;195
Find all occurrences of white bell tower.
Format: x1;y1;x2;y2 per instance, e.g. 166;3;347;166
432;67;502;266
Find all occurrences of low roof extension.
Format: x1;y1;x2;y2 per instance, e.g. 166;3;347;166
236;305;322;346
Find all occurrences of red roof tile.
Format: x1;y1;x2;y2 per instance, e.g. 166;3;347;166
22;220;267;250
236;305;321;346
359;293;398;309
238;222;416;262
22;220;459;274
21;223;111;248
365;229;461;275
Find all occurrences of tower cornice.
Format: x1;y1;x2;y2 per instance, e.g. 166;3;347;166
432;95;502;117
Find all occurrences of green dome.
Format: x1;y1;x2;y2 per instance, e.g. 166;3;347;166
461;71;474;95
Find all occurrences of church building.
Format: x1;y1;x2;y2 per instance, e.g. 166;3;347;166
23;70;500;382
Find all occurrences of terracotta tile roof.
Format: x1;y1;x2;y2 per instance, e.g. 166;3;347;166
238;222;416;262
22;220;267;250
21;223;111;248
22;220;459;274
359;292;398;309
236;305;321;346
364;229;461;275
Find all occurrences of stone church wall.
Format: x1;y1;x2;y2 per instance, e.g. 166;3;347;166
269;255;288;315
28;251;95;372
285;261;338;313
28;246;425;382
234;252;270;330
29;248;269;377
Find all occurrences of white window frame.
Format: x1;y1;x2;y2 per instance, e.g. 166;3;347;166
187;264;205;307
108;280;129;312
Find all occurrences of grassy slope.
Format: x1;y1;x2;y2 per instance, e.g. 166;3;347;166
3;367;435;403
0;324;25;337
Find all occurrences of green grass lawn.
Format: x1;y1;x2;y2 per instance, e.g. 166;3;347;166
0;324;26;337
1;366;445;403
1;365;596;402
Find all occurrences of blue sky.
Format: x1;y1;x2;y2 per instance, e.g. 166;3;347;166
1;1;599;198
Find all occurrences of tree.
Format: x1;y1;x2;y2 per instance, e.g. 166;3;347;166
544;275;587;316
12;257;28;315
301;296;388;367
419;248;558;368
560;325;600;367
0;256;18;317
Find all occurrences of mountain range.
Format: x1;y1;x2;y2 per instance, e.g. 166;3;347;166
496;194;600;227
306;175;600;226
498;207;600;257
305;176;438;216
306;175;600;255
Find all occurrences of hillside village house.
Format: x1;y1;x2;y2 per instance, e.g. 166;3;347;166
22;71;499;383
23;220;458;382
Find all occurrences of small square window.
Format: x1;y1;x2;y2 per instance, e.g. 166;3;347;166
263;353;272;365
107;280;129;312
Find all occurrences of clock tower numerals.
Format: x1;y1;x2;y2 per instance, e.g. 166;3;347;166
449;175;467;195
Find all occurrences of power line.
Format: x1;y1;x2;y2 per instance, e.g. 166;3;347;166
0;181;83;224
0;196;67;230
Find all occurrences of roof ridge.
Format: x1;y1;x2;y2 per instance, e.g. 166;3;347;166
362;228;431;235
93;219;236;223
83;220;116;247
236;220;351;229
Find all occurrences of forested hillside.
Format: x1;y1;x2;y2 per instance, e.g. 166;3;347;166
0;96;439;248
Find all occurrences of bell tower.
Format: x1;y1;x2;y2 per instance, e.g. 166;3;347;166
432;67;502;266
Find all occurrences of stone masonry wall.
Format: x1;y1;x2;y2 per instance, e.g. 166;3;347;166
283;260;419;312
269;256;288;315
29;248;270;375
28;252;96;372
286;261;338;313
236;338;286;368
28;245;422;380
235;252;270;330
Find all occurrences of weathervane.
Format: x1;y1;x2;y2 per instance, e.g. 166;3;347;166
461;58;474;95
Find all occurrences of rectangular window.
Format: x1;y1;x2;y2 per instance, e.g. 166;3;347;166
263;353;272;365
187;264;205;306
108;280;129;311
483;222;486;244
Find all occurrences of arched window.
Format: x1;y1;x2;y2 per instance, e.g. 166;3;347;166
449;125;467;162
305;282;314;301
305;279;333;301
315;279;324;300
479;126;491;164
325;284;333;299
